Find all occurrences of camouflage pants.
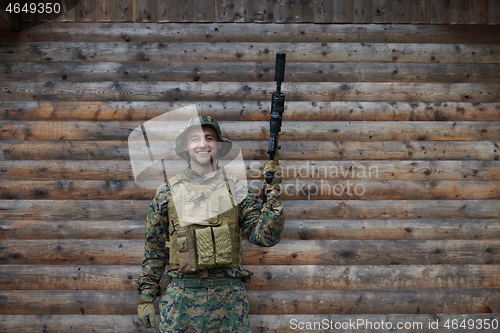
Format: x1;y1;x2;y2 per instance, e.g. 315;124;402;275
158;281;251;333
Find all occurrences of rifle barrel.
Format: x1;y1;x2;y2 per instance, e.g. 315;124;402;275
274;53;286;82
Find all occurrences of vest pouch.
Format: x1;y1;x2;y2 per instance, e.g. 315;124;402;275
175;228;198;273
195;227;216;270
212;224;233;266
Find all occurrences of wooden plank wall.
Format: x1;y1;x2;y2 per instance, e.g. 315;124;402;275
1;1;500;333
14;0;500;24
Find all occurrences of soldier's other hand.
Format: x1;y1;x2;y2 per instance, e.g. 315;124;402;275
263;151;282;185
138;297;156;328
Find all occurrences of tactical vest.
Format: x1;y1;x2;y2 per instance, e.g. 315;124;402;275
167;170;242;273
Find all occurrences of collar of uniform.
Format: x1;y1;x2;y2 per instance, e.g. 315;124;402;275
184;167;222;184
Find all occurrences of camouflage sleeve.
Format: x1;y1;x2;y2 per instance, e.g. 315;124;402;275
239;187;285;247
137;183;171;299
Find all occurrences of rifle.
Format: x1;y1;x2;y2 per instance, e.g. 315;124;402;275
263;53;286;203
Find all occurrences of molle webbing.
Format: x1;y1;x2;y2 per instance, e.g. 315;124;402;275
167;174;242;271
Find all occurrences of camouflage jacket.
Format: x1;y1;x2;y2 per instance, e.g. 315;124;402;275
137;168;285;299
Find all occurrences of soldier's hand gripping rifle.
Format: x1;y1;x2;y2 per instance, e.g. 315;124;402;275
263;53;286;203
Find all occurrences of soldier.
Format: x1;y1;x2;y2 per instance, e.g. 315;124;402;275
137;115;284;332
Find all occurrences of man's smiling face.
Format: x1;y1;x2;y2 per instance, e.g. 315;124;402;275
185;125;222;172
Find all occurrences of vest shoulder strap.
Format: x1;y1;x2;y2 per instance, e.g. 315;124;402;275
167;174;183;188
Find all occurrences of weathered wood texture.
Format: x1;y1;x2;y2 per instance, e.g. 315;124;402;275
3;81;500;102
3;140;499;160
1;239;499;265
2;101;500;121
1;289;500;315
2;121;500;141
0;23;500;43
2;219;500;240
4;23;500;43
14;0;500;24
1;199;499;220
2;179;500;200
1;19;500;333
3;264;500;290
2;160;500;180
1;314;500;333
5;62;500;83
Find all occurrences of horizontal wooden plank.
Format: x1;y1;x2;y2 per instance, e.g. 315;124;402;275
1;239;498;265
243;239;500;266
2;219;499;241
0;160;135;180
251;314;500;333
0;315;150;333
0;289;498;315
1;314;499;333
260;160;500;181
1;199;499;220
274;179;500;200
281;219;500;241
2;43;499;64
2;121;499;141
3;23;500;43
0;220;144;240
2;179;499;200
249;264;500;290
0;141;129;160
0;240;143;265
1;141;498;161
284;199;500;220
0;180;149;200
4;61;500;83
0;265;139;290
0;290;141;315
2;160;500;181
2;264;499;291
3;81;500;103
2;101;499;121
251;289;500;315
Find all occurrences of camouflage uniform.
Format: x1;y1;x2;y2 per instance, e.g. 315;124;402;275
137;167;284;333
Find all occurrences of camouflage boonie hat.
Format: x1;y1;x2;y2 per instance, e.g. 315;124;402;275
175;115;232;160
